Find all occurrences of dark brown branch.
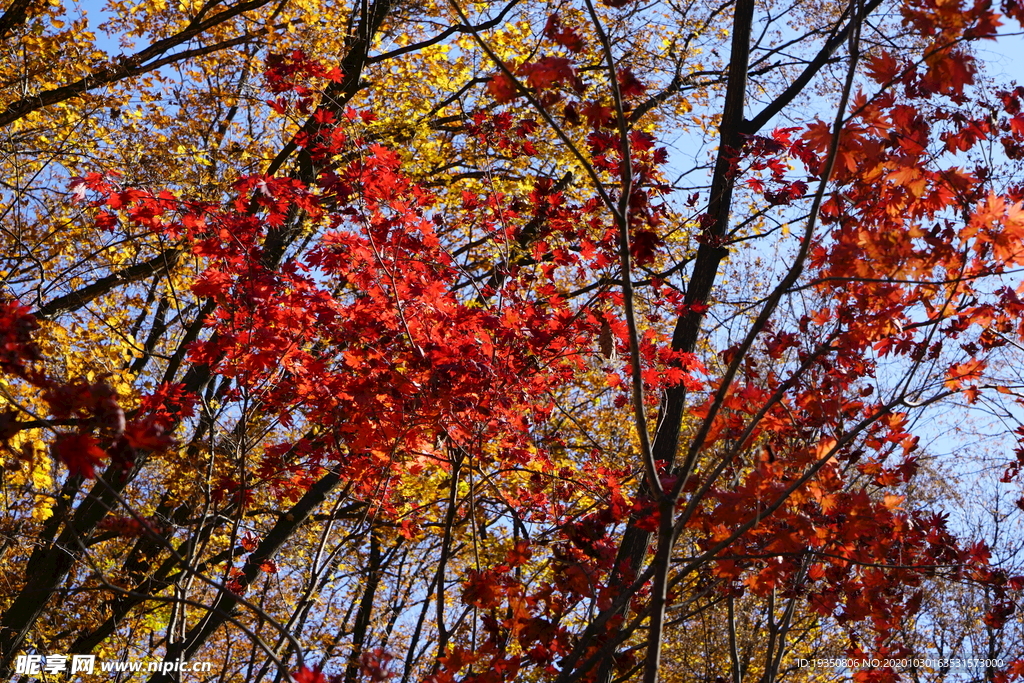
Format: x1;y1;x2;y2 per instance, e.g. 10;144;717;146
367;0;522;64
593;0;756;678
34;249;182;320
0;0;34;41
146;467;343;683
741;0;884;135
0;0;278;129
344;534;383;683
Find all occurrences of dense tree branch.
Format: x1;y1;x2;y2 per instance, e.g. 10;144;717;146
0;0;279;128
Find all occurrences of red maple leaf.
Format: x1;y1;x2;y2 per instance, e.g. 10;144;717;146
617;68;645;99
865;51;901;84
581;101;614;130
543;13;584;53
463;569;504;608
487;72;519;103
521;57;578;91
292;666;328;683
53;433;107;478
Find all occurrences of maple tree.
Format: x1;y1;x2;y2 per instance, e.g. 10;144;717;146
2;0;1024;681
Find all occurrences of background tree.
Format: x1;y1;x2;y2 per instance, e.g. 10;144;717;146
1;0;1024;681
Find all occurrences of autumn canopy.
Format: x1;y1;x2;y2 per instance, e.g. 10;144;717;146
1;0;1024;680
